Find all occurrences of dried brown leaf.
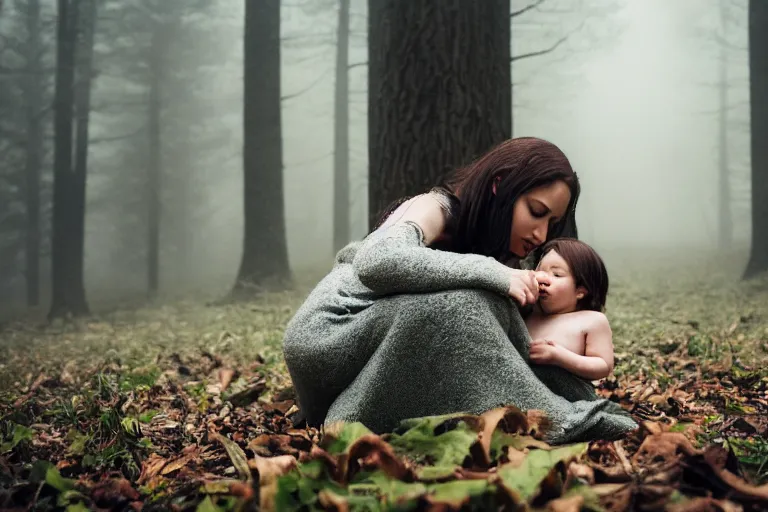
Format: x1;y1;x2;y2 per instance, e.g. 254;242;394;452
160;454;193;476
565;462;595;487
212;432;251;481
667;496;744;512
138;453;168;485
90;477;140;503
632;432;701;467
218;368;235;392
546;494;584;512
318;489;349;512
249;453;297;510
345;434;413;483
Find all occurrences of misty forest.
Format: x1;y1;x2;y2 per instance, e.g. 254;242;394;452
1;0;768;510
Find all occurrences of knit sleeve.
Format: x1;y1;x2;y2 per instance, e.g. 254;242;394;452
352;221;512;296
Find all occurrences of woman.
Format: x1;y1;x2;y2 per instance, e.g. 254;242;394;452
283;137;636;444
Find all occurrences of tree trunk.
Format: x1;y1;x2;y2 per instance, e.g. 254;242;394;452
147;28;164;296
234;0;290;294
49;0;89;319
718;0;732;251
71;0;95;300
743;0;768;279
332;0;350;254
367;0;512;229
23;0;42;307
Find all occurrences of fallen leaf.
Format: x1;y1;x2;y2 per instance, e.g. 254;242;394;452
138;453;167;485
90;477;140;504
227;379;266;407
218;368;235;392
317;489;350;512
249;453;297;510
345;434;413;483
212;432;251;481
497;444;588;500
160;454;193;476
546;493;584;512
667;496;744;512
632;432;701;467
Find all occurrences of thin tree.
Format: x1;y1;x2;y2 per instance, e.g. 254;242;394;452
233;0;290;295
332;0;350;253
146;26;167;296
743;0;768;279
367;0;511;228
22;0;44;306
717;0;733;250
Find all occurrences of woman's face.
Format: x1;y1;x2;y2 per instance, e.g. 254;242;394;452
509;180;571;258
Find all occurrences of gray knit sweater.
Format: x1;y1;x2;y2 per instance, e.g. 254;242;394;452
282;222;637;444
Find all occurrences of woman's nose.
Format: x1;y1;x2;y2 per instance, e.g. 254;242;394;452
532;222;547;245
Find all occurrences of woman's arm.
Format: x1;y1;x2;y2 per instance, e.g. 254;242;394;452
352;194;518;297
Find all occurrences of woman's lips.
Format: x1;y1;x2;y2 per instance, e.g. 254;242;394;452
523;240;534;254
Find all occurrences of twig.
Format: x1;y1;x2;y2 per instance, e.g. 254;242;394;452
511;0;546;18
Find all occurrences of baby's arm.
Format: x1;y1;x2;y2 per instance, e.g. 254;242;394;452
541;313;614;380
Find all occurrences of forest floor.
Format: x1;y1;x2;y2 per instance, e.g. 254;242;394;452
1;250;768;511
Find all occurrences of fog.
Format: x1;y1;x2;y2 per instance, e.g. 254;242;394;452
0;0;754;312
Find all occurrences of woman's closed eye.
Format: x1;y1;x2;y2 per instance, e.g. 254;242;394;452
529;205;547;218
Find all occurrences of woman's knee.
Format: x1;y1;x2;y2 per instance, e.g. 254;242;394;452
391;288;513;334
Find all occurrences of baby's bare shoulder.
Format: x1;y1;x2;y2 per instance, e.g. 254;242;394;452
572;310;610;331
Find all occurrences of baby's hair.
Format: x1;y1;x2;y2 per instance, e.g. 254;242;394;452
539;238;608;312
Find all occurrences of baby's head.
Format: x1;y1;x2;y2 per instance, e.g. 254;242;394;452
536;238;608;314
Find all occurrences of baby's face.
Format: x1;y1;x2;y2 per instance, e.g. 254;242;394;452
536;250;586;315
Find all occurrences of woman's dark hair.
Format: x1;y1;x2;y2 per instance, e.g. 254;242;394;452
440;137;580;261
373;137;580;261
539;238;609;312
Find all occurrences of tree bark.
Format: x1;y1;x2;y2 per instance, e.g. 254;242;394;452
367;0;512;229
743;0;768;279
71;0;95;300
23;0;43;307
332;0;350;254
718;0;732;251
49;0;90;319
234;0;290;293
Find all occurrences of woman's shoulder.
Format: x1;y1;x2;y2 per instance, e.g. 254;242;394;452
428;187;460;219
376;192;453;245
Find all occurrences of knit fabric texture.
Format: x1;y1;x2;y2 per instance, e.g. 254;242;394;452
282;222;637;444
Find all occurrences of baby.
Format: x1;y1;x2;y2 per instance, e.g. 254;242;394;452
524;238;614;381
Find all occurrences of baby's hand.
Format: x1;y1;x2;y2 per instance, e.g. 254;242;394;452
529;339;560;365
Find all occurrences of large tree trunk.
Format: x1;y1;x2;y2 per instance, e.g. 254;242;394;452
744;0;768;279
367;0;512;229
717;0;732;251
332;0;350;254
147;28;164;297
23;0;43;307
49;0;89;319
233;0;290;294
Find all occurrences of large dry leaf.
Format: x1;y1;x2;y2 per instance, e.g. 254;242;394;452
138;453;168;485
345;433;413;483
212;432;251;481
249;453;298;511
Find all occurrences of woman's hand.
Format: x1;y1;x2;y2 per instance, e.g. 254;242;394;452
507;269;544;306
529;339;560;365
